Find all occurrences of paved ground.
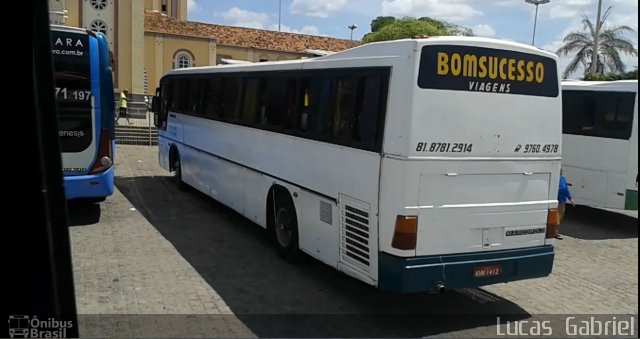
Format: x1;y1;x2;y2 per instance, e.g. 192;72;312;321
68;145;638;338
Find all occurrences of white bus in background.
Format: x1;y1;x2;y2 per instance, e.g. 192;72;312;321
151;37;562;294
561;80;638;211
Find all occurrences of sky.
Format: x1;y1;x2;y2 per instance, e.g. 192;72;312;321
186;0;638;77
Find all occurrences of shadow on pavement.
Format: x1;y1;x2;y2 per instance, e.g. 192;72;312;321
560;205;638;240
67;200;101;226
116;176;532;337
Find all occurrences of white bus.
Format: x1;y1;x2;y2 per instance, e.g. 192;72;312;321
561;80;638;211
152;37;562;294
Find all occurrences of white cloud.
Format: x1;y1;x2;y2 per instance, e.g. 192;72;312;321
300;26;321;35
187;0;202;13
218;7;323;35
290;0;347;18
381;0;482;22
221;7;270;29
473;24;496;37
608;12;639;37
268;24;322;35
547;1;591;20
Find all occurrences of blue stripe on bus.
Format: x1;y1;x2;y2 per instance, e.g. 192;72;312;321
89;35;100;171
378;245;554;293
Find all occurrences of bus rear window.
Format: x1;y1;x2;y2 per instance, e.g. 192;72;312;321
418;45;558;97
51;30;93;153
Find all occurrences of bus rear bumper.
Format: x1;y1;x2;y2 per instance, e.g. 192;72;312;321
378;245;554;293
64;166;114;200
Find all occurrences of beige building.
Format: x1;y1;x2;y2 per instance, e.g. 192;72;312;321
50;0;358;95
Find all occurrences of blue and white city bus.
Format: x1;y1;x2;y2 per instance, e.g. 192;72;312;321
152;37;561;293
51;25;115;201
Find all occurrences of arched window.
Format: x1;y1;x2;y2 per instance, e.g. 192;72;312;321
174;52;193;69
90;0;108;10
90;20;107;34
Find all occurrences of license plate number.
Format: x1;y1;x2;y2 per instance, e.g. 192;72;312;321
473;265;502;278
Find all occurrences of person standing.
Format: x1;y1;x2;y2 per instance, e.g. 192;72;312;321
556;169;576;239
117;89;131;124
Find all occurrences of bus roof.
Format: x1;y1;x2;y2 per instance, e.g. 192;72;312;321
50;24;91;35
561;79;638;92
165;36;557;77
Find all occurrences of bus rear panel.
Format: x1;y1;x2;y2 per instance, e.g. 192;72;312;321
378;40;560;293
51;26;115;200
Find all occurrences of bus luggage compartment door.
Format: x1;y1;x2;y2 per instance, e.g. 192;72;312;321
416;172;551;256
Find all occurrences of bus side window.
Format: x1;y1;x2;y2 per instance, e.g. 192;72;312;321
332;76;358;140
597;91;635;138
283;78;297;130
221;77;243;122
170;78;181;112
300;86;310;131
356;75;383;148
242;78;261;124
187;77;201;116
581;104;595;133
298;77;333;137
203;77;221;119
262;77;293;129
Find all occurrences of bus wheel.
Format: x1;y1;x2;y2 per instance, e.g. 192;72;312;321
272;190;302;262
172;152;187;191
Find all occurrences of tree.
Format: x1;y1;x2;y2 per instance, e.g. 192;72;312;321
583;68;638;80
418;17;473;36
363;17;473;43
556;7;637;79
370;16;396;33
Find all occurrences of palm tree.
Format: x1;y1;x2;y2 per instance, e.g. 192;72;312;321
556;7;637;79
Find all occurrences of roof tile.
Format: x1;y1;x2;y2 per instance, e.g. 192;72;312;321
144;12;359;54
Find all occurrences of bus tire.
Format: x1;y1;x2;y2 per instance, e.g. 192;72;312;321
171;149;187;191
271;189;302;262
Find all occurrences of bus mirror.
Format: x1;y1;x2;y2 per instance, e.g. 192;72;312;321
151;96;160;113
153;113;159;127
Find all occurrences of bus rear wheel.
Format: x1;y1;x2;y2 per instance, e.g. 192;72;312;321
172;151;187;191
272;190;302;262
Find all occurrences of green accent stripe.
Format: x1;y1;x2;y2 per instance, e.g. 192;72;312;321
625;190;638;210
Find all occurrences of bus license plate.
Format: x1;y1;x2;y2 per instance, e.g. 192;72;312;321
473;265;502;278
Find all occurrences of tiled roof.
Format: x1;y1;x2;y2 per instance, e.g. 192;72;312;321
144;12;359;54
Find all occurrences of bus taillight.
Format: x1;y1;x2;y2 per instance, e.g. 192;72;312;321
89;128;113;174
392;215;418;250
546;208;560;239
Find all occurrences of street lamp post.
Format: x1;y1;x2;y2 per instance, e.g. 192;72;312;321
348;24;358;41
278;0;282;32
525;0;550;46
